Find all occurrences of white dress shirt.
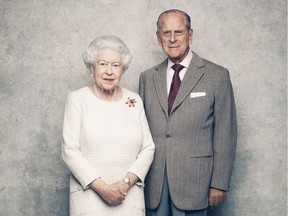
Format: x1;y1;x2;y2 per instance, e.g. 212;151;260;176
166;50;193;95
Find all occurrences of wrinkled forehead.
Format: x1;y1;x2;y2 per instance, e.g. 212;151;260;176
158;12;187;30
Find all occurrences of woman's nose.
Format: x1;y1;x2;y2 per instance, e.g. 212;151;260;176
106;65;113;75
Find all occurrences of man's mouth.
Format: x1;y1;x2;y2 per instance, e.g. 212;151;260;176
169;46;179;49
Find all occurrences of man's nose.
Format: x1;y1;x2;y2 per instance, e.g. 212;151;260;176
169;33;176;42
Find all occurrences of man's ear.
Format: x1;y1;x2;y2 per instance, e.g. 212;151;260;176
156;32;162;46
189;29;193;45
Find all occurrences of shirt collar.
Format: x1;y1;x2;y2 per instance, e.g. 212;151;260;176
167;49;193;70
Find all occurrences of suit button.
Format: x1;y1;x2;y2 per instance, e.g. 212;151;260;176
166;134;171;138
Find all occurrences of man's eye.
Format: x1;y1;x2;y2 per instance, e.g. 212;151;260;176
163;31;171;36
175;31;183;36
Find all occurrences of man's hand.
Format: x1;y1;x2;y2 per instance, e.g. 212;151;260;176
209;188;227;208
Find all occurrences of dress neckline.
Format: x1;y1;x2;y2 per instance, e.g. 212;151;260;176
86;86;126;104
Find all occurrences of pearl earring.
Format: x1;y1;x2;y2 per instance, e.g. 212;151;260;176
90;73;93;77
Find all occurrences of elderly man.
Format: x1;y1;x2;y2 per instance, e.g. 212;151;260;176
139;9;237;216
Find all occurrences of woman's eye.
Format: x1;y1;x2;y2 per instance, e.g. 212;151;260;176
112;64;120;68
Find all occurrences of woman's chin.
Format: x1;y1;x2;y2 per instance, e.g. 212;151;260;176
101;85;118;93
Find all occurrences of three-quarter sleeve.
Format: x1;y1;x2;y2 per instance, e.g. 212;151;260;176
128;95;155;182
62;92;100;189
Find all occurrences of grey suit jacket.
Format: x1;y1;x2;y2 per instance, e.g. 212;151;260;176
139;51;237;211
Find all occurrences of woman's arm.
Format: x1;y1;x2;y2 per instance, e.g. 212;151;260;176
62;92;100;189
126;95;155;183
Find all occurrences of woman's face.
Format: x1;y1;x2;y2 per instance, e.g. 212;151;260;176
92;48;123;91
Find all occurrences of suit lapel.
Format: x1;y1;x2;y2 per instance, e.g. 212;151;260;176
153;59;169;118
171;52;205;114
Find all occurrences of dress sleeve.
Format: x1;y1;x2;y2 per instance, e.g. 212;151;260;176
62;92;100;189
128;95;155;183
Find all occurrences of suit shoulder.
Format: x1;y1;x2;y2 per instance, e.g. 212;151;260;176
202;58;228;72
200;59;232;85
140;66;156;77
140;60;166;77
192;51;229;76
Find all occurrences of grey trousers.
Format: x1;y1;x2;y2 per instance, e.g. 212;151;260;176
146;169;207;216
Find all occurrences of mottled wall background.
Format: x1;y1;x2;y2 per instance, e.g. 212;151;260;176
0;0;286;215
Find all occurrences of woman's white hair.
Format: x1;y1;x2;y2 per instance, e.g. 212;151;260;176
82;35;132;72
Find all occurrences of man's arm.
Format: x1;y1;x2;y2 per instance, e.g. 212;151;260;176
210;69;237;207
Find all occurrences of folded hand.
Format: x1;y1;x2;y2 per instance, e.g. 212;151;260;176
90;178;125;206
111;179;130;195
98;183;125;206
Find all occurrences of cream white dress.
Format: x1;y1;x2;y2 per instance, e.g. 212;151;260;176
62;87;155;216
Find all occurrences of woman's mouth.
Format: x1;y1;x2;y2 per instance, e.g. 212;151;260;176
103;78;114;83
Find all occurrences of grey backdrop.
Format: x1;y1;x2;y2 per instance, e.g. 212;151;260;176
0;0;287;215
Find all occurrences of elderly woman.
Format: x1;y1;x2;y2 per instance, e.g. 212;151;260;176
62;35;155;216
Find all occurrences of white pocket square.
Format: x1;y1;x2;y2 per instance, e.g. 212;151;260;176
190;92;206;98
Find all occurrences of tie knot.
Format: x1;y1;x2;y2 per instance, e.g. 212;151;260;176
172;64;184;74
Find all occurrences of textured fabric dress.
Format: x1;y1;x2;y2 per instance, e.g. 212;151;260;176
62;87;155;216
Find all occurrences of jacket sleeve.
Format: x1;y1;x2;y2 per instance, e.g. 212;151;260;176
62;92;100;189
210;69;237;191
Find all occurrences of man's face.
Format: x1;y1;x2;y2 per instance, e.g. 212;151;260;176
157;12;193;64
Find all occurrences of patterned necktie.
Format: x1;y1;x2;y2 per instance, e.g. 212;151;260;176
168;64;184;114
